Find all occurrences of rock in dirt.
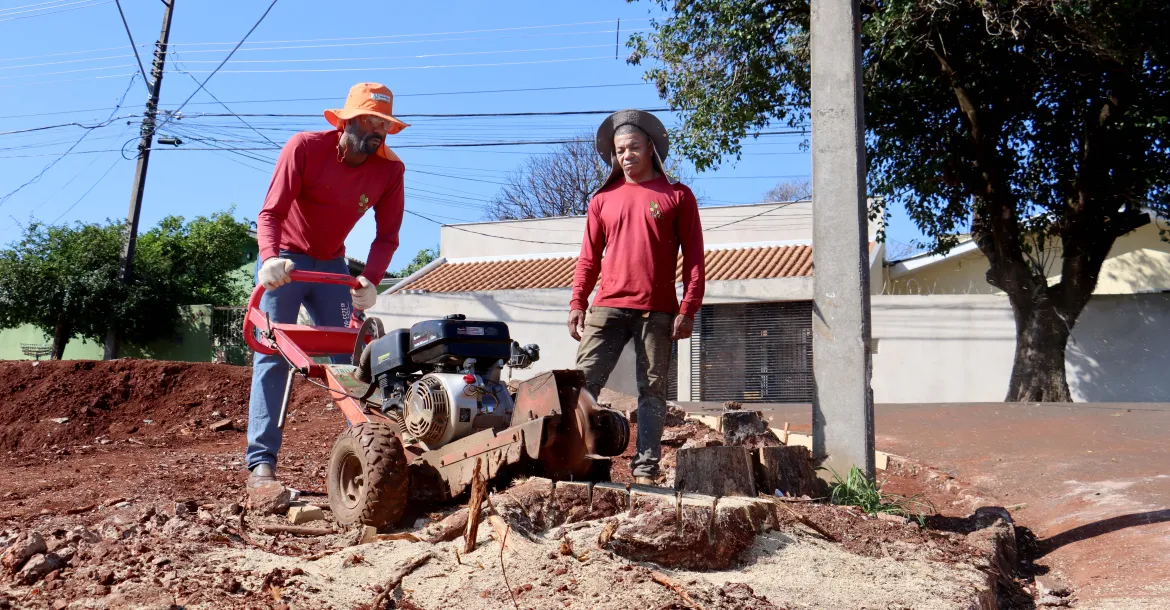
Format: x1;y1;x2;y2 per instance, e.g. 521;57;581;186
664;404;687;427
1;531;45;574
287;505;326;524
209;418;233;432
16;552;63;585
966;506;1017;580
248;481;291;516
424;509;469;544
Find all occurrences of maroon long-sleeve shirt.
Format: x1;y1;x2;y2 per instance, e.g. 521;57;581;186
256;130;404;284
571;175;705;317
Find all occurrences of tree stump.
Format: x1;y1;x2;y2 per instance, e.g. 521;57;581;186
755;445;823;498
674;446;757;497
721;410;781;448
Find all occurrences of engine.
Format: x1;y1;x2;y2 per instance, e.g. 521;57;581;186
356;314;540;450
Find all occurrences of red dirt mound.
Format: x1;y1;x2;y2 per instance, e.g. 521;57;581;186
0;359;329;452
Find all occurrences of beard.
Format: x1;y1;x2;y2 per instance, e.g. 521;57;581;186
342;128;383;155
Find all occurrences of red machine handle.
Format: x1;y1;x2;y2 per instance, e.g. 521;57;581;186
242;270;364;355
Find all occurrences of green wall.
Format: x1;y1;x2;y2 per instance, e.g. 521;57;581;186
0;305;214;362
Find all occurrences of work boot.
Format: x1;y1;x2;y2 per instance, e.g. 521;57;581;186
247;463;276;489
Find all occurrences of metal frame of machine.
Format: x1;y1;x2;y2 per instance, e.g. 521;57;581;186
243;271;629;528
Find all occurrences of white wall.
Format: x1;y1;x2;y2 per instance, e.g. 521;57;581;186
870;295;1016;402
439;201;820;259
870;293;1170;403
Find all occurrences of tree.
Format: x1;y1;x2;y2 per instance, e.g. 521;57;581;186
486;134;610;220
0;212;252;359
763;178;812;202
486;131;700;220
395;246;439;278
628;0;1170;401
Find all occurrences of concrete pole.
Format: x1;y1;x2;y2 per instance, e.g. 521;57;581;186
809;0;875;479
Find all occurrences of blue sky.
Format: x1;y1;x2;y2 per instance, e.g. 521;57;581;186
0;0;921;273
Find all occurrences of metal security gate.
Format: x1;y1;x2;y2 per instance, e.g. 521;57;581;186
691;302;813;403
666;341;678;401
211;306;250;365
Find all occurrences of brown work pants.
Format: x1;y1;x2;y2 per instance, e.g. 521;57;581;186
575;306;673;478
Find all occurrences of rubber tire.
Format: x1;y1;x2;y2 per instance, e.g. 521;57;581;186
326;422;410;528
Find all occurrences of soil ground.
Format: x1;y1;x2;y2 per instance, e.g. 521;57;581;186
2;361;1019;609
687;400;1170;609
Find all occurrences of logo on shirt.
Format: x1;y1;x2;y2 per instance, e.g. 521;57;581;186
358;193;370;212
649;200;663;219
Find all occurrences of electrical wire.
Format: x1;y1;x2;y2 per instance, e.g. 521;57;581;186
404;209;580;245
0;73;136;206
172;55;615;76
165;18;649;48
0;83;650;119
169;52;278;147
112;0;149;87
0;0;110;22
164;42;617;65
47;154;122;224
153;0;280;134
184;107;671;119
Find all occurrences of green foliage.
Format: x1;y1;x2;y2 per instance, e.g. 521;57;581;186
0;212;253;354
631;0;1170;400
395;246;439;278
828;466;931;525
628;0;1170;255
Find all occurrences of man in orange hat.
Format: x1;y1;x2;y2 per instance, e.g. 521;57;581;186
245;83;409;494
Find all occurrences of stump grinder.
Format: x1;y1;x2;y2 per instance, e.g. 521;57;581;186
244;271;630;528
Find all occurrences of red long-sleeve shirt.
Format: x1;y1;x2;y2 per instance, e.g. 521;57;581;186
571;175;705;317
256;130;404;284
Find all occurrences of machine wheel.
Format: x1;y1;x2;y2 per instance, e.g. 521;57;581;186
327;422;409;528
591;408;631;457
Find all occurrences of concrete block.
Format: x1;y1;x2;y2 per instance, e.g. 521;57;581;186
287;505;325;525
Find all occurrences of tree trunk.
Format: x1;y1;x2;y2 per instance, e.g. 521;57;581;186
1004;303;1073;402
50;315;70;360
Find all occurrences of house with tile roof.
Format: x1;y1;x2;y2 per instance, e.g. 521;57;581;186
369;200;1170;404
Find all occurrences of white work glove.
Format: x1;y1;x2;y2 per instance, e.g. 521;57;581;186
258;257;295;290
351;276;377;311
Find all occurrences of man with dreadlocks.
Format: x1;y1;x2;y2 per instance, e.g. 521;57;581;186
568;109;706;486
245;83;407;495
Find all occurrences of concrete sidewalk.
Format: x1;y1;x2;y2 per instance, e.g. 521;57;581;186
681;401;1170;607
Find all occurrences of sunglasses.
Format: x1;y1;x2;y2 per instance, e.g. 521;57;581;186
356;115;392;132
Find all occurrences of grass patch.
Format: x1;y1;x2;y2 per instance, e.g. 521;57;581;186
828;466;932;525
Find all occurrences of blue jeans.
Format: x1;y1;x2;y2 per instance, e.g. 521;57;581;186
246;252;353;470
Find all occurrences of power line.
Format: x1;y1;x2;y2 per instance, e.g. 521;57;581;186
48;155;122;224
153;0;280;134
0;73;136;206
169;55;614;76
112;0;150;86
0;0;110;22
0;83;650;119
169;51;278;147
163;42;617;66
0;0;83;13
182;107;671;119
163;18;650;47
404;209;579;245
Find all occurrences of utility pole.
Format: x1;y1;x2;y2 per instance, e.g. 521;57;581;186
104;0;175;360
809;0;875;478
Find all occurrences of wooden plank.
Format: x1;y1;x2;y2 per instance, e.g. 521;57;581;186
674;446;756;497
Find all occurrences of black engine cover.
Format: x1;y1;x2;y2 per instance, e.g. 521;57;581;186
409;318;511;367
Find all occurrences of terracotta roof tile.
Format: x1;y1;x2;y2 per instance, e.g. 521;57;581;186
402;245;816;293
